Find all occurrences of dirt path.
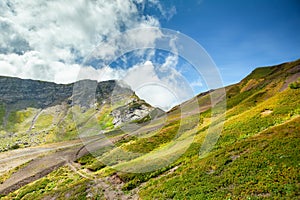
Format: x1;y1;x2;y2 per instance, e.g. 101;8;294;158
0;133;137;198
0;140;82;176
0;115;172;198
65;160;138;200
0;144;83;195
27;109;43;133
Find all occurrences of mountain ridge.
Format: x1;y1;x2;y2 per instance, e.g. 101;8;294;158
0;58;300;199
0;77;160;152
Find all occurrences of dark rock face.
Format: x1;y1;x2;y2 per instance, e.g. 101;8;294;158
0;76;132;110
72;79;132;108
0;76;73;109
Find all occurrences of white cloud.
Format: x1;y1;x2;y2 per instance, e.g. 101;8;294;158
190;79;203;88
0;17;31;54
148;0;177;20
0;0;155;62
136;84;178;111
0;0;192;110
0;0;162;62
0;51;76;82
123;61;160;87
122;60;193;111
0;0;165;80
123;61;178;110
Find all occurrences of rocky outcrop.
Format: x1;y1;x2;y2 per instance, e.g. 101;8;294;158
111;99;154;127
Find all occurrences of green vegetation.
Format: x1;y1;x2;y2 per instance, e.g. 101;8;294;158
289;78;300;89
34;113;54;130
53;110;78;141
2;167;91;200
1;59;300;199
0;160;31;184
75;146;113;171
244;66;274;80
96;105;114;130
6;111;17;132
0;103;5;127
131;114;151;124
140;116;300;199
124;122;180;154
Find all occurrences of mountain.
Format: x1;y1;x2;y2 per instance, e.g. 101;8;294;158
0;77;161;152
0;59;300;199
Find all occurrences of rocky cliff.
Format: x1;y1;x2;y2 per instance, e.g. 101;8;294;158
0;77;133;110
0;76;160;151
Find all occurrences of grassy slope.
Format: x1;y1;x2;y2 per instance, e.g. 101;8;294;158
0;103;115;151
0;90;150;152
140;98;300;199
1;59;300;199
136;60;300;199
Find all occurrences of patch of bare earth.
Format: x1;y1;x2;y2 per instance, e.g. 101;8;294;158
0;139;82;176
280;69;300;91
261;109;273;116
0;134;140;199
65;160;139;200
0;145;82;195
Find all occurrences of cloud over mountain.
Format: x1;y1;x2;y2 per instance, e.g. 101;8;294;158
0;0;194;110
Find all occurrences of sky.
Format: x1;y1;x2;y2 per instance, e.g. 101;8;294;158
0;0;300;110
158;0;300;85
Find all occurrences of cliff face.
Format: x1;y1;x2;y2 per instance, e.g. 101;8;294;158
0;76;158;151
0;76;73;109
0;77;133;110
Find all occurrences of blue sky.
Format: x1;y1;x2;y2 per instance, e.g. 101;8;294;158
1;0;299;109
156;0;300;85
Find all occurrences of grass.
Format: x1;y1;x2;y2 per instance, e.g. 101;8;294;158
54;110;78;141
0;160;32;184
289;78;300;89
139;116;300;199
123;122;180;154
1;59;300;199
96;105;114;130
75;146;113;171
0;103;6;128
2;166;91;200
34;113;54;130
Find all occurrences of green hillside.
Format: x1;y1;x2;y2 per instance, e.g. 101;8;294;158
1;59;300;199
0;79;156;152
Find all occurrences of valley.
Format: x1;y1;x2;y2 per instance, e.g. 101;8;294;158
0;59;300;199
